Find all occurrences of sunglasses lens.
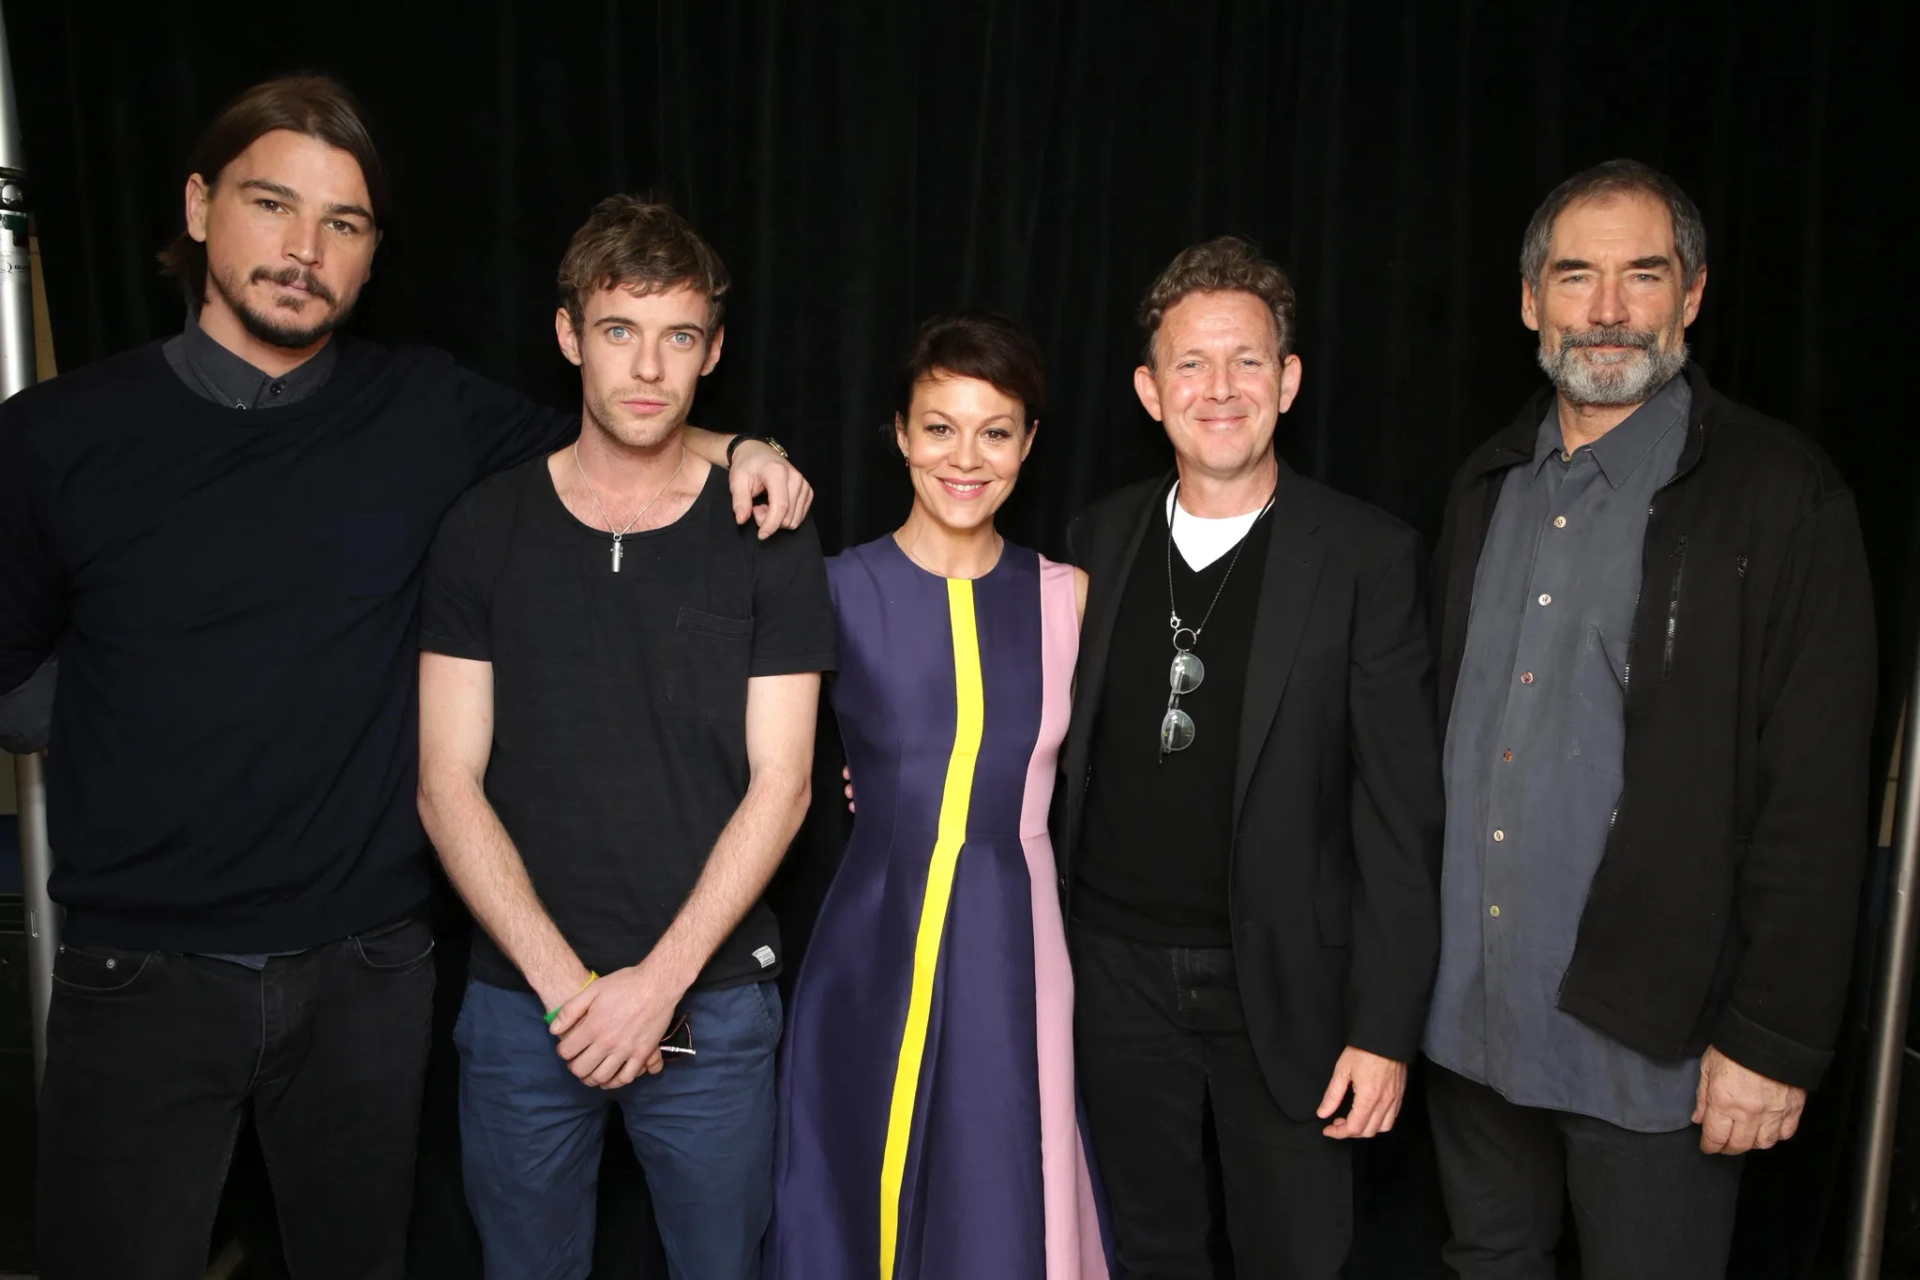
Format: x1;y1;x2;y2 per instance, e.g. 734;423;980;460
1161;707;1195;752
1170;650;1205;695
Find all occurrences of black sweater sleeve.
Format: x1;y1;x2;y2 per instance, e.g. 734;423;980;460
0;399;66;694
446;362;579;482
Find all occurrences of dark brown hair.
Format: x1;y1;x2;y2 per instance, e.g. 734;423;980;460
1137;235;1297;366
556;196;730;334
159;74;389;307
1520;158;1707;289
891;310;1047;437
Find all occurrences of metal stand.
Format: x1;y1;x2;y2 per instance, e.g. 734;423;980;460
14;752;53;1086
1847;668;1920;1277
1;7;56;1089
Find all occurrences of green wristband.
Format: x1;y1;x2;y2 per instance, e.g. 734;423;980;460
545;971;598;1025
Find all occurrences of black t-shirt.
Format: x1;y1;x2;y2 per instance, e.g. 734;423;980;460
418;455;836;991
1075;498;1272;946
0;338;573;951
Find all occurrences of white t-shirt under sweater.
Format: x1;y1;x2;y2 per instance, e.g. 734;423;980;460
1166;485;1271;571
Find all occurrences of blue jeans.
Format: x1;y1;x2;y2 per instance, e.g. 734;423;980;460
454;977;782;1280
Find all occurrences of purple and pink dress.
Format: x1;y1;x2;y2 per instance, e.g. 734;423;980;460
767;536;1112;1280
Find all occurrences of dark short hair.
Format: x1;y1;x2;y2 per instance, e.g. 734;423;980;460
1137;235;1297;367
159;74;389;308
890;310;1047;439
1521;158;1707;289
556;196;729;334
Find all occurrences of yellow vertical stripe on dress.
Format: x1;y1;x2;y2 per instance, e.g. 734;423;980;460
878;577;985;1280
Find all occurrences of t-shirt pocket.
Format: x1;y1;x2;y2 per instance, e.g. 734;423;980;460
665;607;753;731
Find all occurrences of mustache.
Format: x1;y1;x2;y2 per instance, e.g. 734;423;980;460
1559;324;1660;354
250;265;337;305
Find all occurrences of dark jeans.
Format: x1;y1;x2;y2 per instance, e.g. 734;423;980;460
1426;1060;1745;1280
36;918;436;1280
454;977;781;1280
1071;922;1351;1280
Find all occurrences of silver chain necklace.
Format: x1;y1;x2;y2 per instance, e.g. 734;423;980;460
1165;480;1275;649
1157;480;1276;758
573;441;685;572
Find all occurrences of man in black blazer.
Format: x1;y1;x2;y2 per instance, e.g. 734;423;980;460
1055;236;1443;1278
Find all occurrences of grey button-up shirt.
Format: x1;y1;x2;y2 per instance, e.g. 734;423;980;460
162;315;336;410
1424;374;1697;1132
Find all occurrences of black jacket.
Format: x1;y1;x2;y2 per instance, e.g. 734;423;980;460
1057;464;1445;1120
1431;364;1876;1090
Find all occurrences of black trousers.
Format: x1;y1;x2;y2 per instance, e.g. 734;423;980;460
1071;922;1351;1280
36;918;436;1280
1426;1060;1745;1280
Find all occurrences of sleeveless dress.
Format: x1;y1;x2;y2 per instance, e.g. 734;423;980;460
767;536;1112;1280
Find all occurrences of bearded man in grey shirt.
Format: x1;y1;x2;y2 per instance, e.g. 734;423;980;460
1423;159;1876;1279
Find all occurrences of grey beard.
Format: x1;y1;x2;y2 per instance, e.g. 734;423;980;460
1538;324;1689;407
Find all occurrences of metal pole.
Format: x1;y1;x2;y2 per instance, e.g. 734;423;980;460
0;7;56;1088
14;754;52;1084
1847;671;1920;1276
0;8;33;397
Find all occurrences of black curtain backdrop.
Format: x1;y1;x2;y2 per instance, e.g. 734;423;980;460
4;2;1915;1277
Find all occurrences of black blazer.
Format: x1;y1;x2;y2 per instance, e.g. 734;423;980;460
1056;464;1444;1120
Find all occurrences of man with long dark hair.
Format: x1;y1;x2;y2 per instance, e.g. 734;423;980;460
1423;159;1877;1278
0;75;811;1278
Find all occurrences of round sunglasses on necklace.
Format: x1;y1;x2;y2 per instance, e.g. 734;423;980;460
1160;645;1205;755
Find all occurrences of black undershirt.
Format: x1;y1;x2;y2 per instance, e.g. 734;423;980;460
1075;500;1273;946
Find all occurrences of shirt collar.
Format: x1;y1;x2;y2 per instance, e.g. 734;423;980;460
176;314;338;410
1531;372;1691;487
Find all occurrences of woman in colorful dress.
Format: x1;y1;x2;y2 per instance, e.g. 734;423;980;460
767;312;1110;1279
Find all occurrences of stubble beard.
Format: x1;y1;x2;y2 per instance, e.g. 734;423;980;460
207;262;353;350
585;390;688;455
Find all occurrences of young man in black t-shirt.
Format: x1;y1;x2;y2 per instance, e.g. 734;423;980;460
417;197;835;1279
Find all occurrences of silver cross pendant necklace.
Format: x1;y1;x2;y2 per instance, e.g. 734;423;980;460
573;441;686;572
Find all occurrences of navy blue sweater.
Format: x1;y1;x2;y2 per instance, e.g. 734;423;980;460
0;337;572;951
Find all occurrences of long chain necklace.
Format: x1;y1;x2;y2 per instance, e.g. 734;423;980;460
573;441;685;573
1165;481;1275;650
1158;481;1276;757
